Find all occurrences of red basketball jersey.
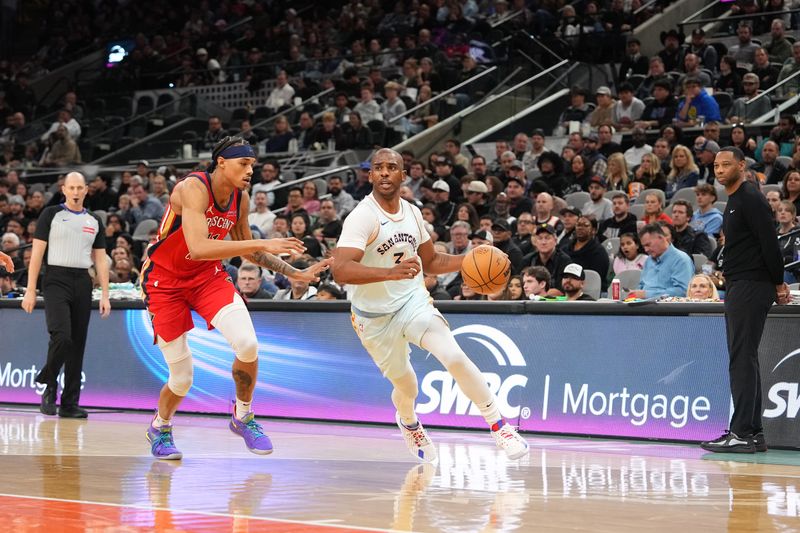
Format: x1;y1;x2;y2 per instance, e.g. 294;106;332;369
147;172;242;277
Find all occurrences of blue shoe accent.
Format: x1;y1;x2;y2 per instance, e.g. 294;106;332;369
230;412;274;455
146;424;183;460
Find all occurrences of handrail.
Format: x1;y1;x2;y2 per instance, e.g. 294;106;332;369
679;0;721;24
490;9;523;29
90;117;194;164
248;87;334;131
518;31;564;64
268;166;353;192
470;59;569;110
388;66;498;123
751;92;800;124
462;88;571;145
679;8;800;28
745;68;800;106
86;91;196;142
634;0;661;16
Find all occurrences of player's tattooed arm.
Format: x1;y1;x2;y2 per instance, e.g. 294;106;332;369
248;251;299;276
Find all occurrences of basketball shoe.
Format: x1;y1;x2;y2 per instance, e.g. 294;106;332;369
492;423;529;460
752;431;768;452
395;412;437;463
700;431;755;453
230;411;273;455
146;423;183;460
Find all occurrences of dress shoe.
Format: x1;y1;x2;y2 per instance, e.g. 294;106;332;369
58;405;88;418
40;388;57;416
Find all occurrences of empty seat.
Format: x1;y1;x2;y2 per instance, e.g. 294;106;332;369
583;269;602;300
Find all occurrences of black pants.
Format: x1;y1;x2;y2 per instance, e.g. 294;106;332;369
724;279;775;437
34;266;93;408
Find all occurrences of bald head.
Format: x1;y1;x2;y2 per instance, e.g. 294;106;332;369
64;172;87;186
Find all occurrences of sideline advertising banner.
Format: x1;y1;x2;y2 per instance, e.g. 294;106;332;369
0;307;753;445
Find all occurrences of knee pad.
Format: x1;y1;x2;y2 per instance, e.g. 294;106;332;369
158;334;193;396
211;293;259;363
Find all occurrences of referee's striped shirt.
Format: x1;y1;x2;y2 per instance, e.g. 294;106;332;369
34;204;106;269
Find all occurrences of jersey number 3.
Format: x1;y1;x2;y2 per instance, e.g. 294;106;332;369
393;252;403;264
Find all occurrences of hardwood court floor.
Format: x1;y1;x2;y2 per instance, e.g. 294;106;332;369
1;406;798;532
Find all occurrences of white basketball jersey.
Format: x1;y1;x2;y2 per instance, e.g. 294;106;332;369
338;194;430;314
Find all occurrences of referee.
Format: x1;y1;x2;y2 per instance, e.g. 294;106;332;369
701;147;790;454
21;172;111;418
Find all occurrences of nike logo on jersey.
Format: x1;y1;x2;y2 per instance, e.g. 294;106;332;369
729;210;735;214
380;220;389;225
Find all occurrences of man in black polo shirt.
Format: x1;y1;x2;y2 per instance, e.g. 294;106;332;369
700;148;790;454
21;172;111;418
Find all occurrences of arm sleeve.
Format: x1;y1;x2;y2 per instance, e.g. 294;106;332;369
667;254;694;296
337;205;378;250
34;207;57;242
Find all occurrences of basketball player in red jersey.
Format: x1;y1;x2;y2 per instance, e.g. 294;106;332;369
142;137;331;460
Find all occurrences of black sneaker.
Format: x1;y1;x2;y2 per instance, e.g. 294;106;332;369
58;405;88;419
40;387;57;416
752;432;768;452
700;431;755;453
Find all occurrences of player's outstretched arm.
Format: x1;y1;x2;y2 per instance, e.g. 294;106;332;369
229;195;332;281
332;247;420;284
417;240;464;275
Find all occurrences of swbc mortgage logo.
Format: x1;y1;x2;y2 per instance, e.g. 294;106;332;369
416;325;530;419
763;348;800;419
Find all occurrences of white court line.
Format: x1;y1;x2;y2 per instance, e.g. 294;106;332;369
0;492;407;533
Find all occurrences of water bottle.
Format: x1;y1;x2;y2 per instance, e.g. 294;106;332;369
182;143;193;159
611;278;621;301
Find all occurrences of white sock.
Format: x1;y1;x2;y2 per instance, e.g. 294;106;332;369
236;398;252;420
477;399;502;427
152;413;170;429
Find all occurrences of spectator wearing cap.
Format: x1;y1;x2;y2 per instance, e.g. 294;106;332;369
728;23;759;67
670;200;713;257
678;53;712;90
675;76;721;128
465;180;491;217
637;79;677;130
266;70;296;114
636;56;668;100
490;218;523;274
599;192;638;241
558;205;581;250
618;36;649;86
728;73;772;124
690;183;722;235
533;151;568;198
689;29;718;73
581;176;613;222
555;86;592;135
658;29;686;73
522;224;572;291
588;86;615;129
203;116;228;151
560;263;596;301
693;137;720;185
522;129;551;177
766;20;792;65
597;124;622;159
613;83;645;131
506;173;533;219
431;155;463;203
630;223;694;298
564;214;610;292
470;228;494;248
346;162;374;201
432;179;457;227
752;140;788;185
580;132;609;177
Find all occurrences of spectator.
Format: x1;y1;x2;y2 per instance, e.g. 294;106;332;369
455;203;480;232
675;77;721;128
431;155;463;203
777;42;800;97
309;111;344;150
688;29;718;73
581;176;613;222
599;192;638;241
691;183;724;236
555;87;591;135
295;111;316;150
326;175;356;219
605;153;631;193
505;175;532;218
730;125;758;159
432;180;457;228
532;192;563;232
128;184;164;225
752;46;780;90
346;162;373;201
248;190;276;238
522;265;551;300
588;86;615;129
265;70;295;113
671;200;713;256
111;258;137;284
728;74;772;124
513;212;535;256
694;138;720;185
238;119;259;149
618;36;649;85
642;191;673;224
766;189;783;221
560;263;596;301
511;132;529;162
558;205;581;249
87;176;118;213
316;284;344;300
667;145;700;198
633;152;668;196
289;214;323;258
678;53;712;90
490;218;523;274
487;140;510;177
782;170;800;213
580;133;609;177
251;160;286;210
597;124;622;159
353;86;382;124
284;187;308;218
202;116;227;151
330;91;352;125
630;223;694;298
265;116;295;153
728;23;759;67
381;81;407;142
312;198;343;242
521;224;571;291
624;128;653;168
612;232;647;275
564;215;610;292
715;56;744;96
40;108;81;142
686;273;720;300
237;264;274;299
637;80;676;132
754;140;788;184
42;125;81;167
522;129;551;176
657;29;685;73
565;154;593;193
424;270;451;300
444;139;470;170
636;56;669;100
341;111;373;150
703;121;722;144
470;155;488;182
766;19;792;65
273;260;318;300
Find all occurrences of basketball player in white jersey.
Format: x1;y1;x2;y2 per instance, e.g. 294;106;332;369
333;148;528;462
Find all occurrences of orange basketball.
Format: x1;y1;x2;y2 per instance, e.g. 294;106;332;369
461;245;511;295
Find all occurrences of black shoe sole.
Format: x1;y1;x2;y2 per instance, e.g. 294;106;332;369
754;443;768;452
58;409;88;419
39;405;57;416
700;443;755;454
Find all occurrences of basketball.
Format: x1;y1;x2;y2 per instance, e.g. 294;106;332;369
461;245;511;295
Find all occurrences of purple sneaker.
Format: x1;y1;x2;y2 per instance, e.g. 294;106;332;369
146;424;183;460
230;412;273;455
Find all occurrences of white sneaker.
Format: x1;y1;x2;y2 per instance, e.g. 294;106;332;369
395;412;438;463
492;423;529;460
